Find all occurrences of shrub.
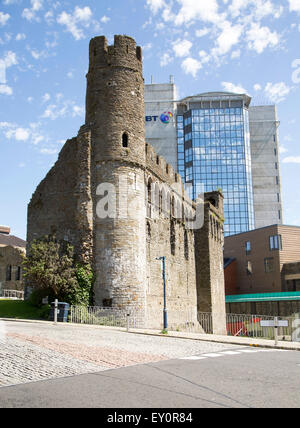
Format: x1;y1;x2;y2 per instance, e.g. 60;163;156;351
23;235;95;307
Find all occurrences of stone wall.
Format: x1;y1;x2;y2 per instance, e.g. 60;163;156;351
27;130;93;264
195;192;227;334
26;35;227;333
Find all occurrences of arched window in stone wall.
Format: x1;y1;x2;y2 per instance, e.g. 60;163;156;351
184;229;189;260
147;178;152;203
16;266;21;281
6;265;12;281
153;182;160;212
159;189;163;215
163;190;170;219
146;220;151;242
176;199;182;221
122;132;128;148
147;178;152;218
170;220;176;256
171;195;175;217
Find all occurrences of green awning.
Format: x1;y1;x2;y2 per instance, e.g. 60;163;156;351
226;291;300;303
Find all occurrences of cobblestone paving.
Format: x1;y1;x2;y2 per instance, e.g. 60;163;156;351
0;336;107;387
0;321;241;388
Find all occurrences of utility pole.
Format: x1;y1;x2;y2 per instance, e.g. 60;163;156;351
156;256;167;332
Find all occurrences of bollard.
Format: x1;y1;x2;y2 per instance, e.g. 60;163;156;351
127;313;130;332
274;316;278;346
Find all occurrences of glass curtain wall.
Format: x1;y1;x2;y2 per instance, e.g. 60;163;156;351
177;105;255;236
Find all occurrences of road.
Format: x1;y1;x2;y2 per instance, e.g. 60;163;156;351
0;320;299;409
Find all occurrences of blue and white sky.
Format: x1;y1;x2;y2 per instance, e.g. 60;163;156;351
0;0;300;239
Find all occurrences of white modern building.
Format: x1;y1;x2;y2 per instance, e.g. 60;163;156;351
249;106;282;229
145;79;178;169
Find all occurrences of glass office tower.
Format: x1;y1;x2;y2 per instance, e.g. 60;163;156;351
177;92;255;236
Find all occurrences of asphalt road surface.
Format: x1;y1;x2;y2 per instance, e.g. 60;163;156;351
0;321;300;409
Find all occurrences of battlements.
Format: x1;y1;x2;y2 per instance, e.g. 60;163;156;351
89;35;143;72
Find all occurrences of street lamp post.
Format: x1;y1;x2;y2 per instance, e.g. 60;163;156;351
156;256;167;331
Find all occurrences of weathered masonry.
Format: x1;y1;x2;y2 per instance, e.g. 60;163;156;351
27;35;226;334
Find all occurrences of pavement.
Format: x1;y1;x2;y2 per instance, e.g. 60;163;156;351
1;318;300;408
2;317;300;351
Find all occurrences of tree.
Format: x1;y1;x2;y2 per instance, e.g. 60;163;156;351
23;235;94;306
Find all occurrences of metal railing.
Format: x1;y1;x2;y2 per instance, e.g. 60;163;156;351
1;290;24;300
69;306;298;342
225;313;292;341
71;306;129;327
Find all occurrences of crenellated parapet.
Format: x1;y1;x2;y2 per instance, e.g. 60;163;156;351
88;35;142;73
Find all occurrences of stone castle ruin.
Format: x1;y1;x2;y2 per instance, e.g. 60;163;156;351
27;35;226;334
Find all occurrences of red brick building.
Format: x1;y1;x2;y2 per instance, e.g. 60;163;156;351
224;225;300;295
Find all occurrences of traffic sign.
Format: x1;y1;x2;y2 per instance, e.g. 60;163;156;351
260;319;288;328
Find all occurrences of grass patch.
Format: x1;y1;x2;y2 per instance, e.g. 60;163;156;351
0;299;49;320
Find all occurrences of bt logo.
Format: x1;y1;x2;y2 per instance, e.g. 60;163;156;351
145;111;174;124
160;111;173;124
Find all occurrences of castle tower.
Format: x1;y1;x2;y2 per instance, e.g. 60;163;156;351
195;191;227;335
86;35;147;315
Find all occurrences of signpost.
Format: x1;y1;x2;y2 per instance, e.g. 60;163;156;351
260;317;289;345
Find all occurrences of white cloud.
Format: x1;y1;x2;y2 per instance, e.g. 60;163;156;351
41;99;84;120
142;42;152;51
264;82;292;103
146;0;166;15
72;105;84;117
44;10;54;25
231;49;241;59
246;23;280;53
253;83;262;91
22;0;43;22
3;0;19;4
211;21;243;57
288;0;300;13
42;93;51;103
0;84;12;95
199;50;211;64
40;148;58;155
146;0;285;69
221;81;248;94
181;57;202;77
160;53;173;67
57;6;93;40
279;146;288;154
174;0;223;26
282;156;300;164
0;121;15;128
2;51;17;68
100;15;110;24
0;51;17;94
42;103;67;120
6;127;30;141
195;27;210;37
173;39;193;57
0;11;10;26
1;121;46;145
16;33;26;41
229;0;283;20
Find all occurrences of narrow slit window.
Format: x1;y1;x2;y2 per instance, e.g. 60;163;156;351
122;133;128;148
